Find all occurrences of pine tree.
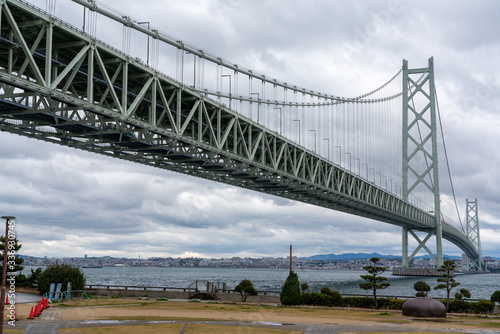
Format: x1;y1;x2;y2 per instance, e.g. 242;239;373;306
359;257;390;309
434;260;460;311
234;279;258;302
0;236;24;273
280;270;302;305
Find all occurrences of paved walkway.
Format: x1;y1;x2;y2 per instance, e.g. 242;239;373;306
8;293;41;304
17;317;338;334
304;326;337;333
21;310;61;334
22;323;59;334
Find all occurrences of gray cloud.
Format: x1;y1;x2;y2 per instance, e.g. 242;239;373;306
0;0;498;259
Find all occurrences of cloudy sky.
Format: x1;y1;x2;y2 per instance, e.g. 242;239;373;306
1;0;499;259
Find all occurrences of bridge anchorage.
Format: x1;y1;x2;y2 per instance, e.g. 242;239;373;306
0;0;483;273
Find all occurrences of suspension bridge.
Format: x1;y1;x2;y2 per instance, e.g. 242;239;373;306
0;0;483;271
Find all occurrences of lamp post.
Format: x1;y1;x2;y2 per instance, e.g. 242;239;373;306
0;216;15;332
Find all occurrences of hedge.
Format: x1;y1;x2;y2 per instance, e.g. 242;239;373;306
303;292;343;307
445;299;495;314
302;292;494;314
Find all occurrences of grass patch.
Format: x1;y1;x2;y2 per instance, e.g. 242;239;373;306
478;322;500;328
49;297;149;308
62;323;301;334
185;323;301;333
57;323;185;333
55;303;74;307
364;332;464;334
50;298;500;332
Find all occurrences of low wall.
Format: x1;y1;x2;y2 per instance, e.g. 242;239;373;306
86;288;280;303
392;268;440;276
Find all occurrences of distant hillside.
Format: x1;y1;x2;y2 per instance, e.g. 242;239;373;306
301;252;462;261
301;252;399;261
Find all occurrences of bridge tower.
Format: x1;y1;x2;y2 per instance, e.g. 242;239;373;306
401;57;443;268
465;199;483;271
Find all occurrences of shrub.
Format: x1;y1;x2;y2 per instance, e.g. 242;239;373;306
303;292;329;306
455;288;471;301
342;297;375;309
379;298;405;310
320;286;332;295
491;290;500;304
472;300;495;314
280;271;302;306
303;294;493;313
302;292;342;307
301;283;309;294
330;291;342;304
445;299;495;314
27;267;43;288
14;274;29;288
37;263;86;295
321;288;342;305
413;280;430;297
448;300;468;313
234;279;258;302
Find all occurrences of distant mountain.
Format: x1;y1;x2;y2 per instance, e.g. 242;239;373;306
301;252;400;261
300;252;462;261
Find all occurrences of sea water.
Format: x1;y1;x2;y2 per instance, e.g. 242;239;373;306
23;266;498;300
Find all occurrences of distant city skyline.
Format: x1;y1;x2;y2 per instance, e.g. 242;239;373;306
21;252;500;274
21;251;499;261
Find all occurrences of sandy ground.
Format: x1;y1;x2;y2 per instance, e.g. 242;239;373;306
58;300;500;332
8;299;500;333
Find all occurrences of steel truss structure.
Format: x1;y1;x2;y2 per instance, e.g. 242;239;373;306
402;59;481;270
0;0;480;265
402;58;444;267
465;199;482;270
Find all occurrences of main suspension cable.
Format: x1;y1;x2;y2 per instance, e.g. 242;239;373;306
435;88;464;232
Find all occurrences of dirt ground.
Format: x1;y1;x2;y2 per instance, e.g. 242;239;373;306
9;298;500;333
